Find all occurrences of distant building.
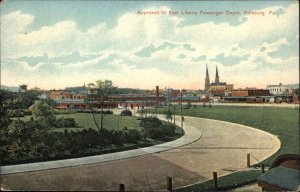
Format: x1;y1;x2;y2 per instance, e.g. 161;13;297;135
65;84;88;95
48;90;72;100
208;66;234;96
245;87;257;90
31;87;44;92
204;64;210;91
267;83;288;95
210;82;234;92
267;83;299;96
49;86;166;109
215;66;219;83
224;88;272;103
230;89;271;97
19;84;28;92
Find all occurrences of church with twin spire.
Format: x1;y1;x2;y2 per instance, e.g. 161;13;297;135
204;65;234;95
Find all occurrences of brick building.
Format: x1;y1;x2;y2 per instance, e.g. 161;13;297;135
224;89;272;103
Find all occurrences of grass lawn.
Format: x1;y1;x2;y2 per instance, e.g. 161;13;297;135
21;113;143;132
149;105;299;191
21;112;183;135
151;105;299;165
55;113;182;135
175;170;261;192
55;113;144;132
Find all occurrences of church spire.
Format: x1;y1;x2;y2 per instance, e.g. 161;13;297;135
215;66;219;83
204;64;210;91
206;64;209;76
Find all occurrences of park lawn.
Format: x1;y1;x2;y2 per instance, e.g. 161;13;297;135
21;113;143;132
175;170;261;192
54;113;143;132
53;113;183;135
151;105;299;165
150;105;299;191
21;113;183;135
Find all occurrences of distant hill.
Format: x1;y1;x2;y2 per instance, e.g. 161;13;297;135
1;85;19;92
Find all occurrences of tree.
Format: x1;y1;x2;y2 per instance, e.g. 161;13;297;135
31;101;54;117
0;90;13;161
187;101;191;109
0;90;12;129
6;90;39;110
45;98;57;108
31;101;56;126
87;80;116;132
120;110;132;116
295;88;300;96
165;110;173;124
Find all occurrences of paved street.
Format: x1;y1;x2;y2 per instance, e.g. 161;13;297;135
0;115;280;191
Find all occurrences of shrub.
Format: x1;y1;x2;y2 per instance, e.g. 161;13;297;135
145;124;176;140
139;116;162;128
139;117;176;140
123;129;142;144
54;109;77;114
55;117;78;128
77;110;113;114
120;110;133;116
7;109;32;117
102;110;113;114
111;130;125;147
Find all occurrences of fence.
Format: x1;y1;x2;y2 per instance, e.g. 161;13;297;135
114;153;266;192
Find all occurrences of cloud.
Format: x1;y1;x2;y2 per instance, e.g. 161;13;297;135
213;53;251;66
267;36;299;59
135;42;178;57
183;44;196;51
177;54;187;59
192;55;207;62
1;3;299;90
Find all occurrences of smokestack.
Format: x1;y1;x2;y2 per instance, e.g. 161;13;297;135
156;86;159;106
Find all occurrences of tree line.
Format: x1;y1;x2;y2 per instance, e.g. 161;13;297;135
0;87;179;165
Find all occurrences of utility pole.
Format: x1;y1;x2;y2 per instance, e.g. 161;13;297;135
180;91;183;134
173;93;176;125
155;101;158;117
145;95;148;117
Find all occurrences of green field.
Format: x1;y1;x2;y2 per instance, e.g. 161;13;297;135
55;113;144;132
21;112;183;135
175;170;261;192
21;113;142;132
149;105;299;191
150;105;299;165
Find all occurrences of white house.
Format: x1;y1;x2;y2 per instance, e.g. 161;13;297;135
267;83;288;95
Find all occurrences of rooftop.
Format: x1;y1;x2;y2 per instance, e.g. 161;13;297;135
258;166;300;191
210;82;226;86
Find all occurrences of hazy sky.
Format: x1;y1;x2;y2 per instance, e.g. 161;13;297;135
1;0;299;90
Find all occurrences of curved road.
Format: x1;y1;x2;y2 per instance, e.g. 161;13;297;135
0;116;280;191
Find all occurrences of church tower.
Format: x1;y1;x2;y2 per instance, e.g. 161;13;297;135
215;66;219;84
204;64;210;90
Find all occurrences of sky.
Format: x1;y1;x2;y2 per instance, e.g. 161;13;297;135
1;0;299;90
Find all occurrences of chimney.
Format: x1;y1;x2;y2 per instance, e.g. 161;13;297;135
156;86;159;105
